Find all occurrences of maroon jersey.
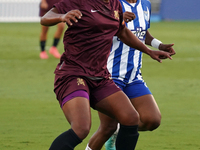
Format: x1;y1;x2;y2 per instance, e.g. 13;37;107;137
39;0;62;16
54;0;125;78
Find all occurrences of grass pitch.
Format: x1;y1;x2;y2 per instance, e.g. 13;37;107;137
0;21;200;150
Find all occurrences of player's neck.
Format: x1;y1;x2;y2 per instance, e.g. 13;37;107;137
127;0;137;3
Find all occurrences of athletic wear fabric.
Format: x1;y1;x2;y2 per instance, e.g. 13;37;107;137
113;79;151;99
49;129;82;150
54;74;121;109
54;0;125;78
108;0;151;84
115;125;139;150
61;90;89;108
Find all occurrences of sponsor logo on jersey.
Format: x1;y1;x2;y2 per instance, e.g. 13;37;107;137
116;27;146;41
91;9;99;13
131;27;146;40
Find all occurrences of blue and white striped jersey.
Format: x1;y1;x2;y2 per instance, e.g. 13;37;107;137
107;0;151;84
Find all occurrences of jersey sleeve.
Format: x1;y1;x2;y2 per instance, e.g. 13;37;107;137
115;1;125;35
144;0;151;29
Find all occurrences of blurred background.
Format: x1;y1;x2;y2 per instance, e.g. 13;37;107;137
0;0;200;22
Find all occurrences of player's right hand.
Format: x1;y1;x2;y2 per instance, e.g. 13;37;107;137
149;50;172;63
61;10;82;26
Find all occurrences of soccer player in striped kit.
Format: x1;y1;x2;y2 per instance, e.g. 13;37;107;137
85;0;175;150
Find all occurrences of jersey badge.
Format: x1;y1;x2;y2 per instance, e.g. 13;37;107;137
77;78;85;86
143;7;150;21
114;10;119;20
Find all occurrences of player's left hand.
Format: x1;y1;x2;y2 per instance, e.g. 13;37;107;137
159;43;176;56
123;11;136;23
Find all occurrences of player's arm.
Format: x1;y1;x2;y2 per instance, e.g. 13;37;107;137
40;7;82;26
145;30;176;56
116;26;172;63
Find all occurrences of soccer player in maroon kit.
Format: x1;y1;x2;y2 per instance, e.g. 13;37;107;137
40;0;172;149
39;0;65;59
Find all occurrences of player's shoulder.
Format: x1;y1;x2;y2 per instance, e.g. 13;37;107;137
141;0;151;3
141;0;151;4
140;0;151;7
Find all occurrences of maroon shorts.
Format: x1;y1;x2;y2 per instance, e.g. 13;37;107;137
54;74;121;109
39;0;61;17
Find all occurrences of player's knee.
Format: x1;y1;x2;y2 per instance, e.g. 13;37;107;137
119;111;139;126
79;127;90;139
73;124;91;139
145;117;161;131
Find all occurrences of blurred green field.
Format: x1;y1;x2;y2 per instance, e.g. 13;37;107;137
0;21;200;150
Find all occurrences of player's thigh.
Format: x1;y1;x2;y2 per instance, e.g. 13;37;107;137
130;94;161;122
62;97;91;129
95;91;139;125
